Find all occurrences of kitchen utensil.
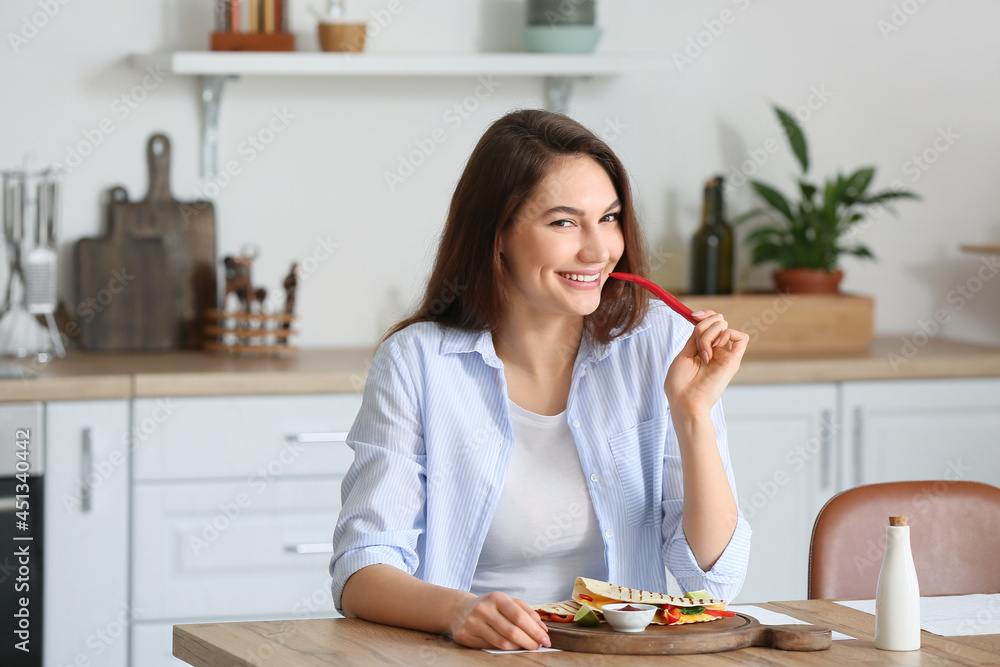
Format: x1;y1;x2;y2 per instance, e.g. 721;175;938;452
545;612;831;655
609;272;698;325
75;187;173;350
22;173;64;357
114;134;217;348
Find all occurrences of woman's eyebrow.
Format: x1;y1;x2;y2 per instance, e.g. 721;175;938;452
541;199;621;217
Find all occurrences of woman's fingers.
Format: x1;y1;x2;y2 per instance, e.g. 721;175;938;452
458;593;550;651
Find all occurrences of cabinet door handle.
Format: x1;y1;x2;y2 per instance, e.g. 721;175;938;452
81;428;93;513
285;543;334;554
819;409;833;490
285;432;349;444
0;496;17;513
853;406;865;487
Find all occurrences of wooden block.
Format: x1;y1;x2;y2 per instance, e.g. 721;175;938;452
679;292;874;353
210;31;295;52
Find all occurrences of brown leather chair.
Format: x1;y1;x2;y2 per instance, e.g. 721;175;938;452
808;480;1000;599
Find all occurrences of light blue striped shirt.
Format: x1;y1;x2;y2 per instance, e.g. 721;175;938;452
330;299;751;612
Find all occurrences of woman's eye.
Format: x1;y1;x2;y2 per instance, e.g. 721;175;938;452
602;212;621;223
549;219;574;228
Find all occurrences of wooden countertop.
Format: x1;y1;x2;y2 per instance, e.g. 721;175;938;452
3;336;1000;402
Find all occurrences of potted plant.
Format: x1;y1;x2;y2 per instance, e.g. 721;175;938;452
734;106;919;293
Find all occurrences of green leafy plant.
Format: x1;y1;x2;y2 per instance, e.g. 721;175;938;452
734;106;919;272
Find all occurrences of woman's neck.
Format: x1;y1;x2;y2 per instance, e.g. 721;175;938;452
492;305;584;380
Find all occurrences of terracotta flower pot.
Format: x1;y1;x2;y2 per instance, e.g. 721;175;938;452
773;268;844;294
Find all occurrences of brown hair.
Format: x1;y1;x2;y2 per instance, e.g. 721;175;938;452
382;109;649;346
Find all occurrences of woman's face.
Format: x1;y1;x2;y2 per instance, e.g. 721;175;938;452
500;155;625;320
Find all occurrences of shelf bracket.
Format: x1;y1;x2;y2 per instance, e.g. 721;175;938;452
200;74;238;178
544;76;576;115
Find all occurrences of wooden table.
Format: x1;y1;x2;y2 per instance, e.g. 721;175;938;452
173;600;1000;666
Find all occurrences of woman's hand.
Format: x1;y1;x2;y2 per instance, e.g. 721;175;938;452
449;591;551;651
664;310;748;416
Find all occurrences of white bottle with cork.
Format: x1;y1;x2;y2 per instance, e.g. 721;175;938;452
875;514;921;650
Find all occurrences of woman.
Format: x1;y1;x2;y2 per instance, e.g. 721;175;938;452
330;109;751;651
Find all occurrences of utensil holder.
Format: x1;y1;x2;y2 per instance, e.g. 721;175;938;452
202;308;297;356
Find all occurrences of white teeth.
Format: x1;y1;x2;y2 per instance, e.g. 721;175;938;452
560;272;599;282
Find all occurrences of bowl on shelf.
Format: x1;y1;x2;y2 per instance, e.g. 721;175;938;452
317;22;367;52
600;603;657;633
518;26;602;53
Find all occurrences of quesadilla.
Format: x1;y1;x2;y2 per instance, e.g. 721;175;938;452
533;577;735;626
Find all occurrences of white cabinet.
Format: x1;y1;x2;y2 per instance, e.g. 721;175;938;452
723;385;839;604
43;401;130;667
129;393;361;666
842;378;1000;487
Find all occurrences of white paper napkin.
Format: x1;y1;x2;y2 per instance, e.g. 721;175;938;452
835;594;1000;637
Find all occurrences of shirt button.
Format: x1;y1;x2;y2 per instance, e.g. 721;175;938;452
572;419;581;429
590;473;599;483
605;529;613;539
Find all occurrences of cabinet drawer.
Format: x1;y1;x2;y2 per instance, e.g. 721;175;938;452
132;394;362;480
133;477;343;619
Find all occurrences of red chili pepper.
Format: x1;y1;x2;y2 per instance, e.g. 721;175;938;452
578;594;593;602
704;609;737;617
549;614;574;622
664;606;681;624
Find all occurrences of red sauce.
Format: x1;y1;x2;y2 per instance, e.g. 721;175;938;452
618;604;643;612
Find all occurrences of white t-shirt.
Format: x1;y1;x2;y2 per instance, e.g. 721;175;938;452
469;399;608;604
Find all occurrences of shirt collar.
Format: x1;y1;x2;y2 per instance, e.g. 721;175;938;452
439;314;654;366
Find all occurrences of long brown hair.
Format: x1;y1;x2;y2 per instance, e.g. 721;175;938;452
382;109;650;346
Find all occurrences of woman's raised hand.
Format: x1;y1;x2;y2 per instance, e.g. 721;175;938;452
664;310;748;417
449;591;551;651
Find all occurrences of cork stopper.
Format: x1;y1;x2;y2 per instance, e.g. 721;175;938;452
889;515;908;527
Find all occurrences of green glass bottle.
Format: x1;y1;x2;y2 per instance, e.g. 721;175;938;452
690;176;733;295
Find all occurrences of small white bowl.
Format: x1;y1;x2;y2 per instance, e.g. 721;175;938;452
601;603;658;633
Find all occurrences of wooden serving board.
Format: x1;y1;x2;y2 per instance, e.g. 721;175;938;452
114;133;217;349
546;613;831;655
75;187;173;351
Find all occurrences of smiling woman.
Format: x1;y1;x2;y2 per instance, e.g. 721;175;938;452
330;109;751;652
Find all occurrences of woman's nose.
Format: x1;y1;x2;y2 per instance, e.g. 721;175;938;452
579;225;611;263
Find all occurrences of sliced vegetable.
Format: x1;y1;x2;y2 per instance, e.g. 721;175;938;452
664;606;682;624
705;609;737;618
680;606;706;615
577;594;593;602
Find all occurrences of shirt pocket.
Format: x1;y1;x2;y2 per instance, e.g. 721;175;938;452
607;414;669;527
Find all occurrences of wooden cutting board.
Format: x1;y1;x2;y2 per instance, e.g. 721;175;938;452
114;133;217;348
546;613;831;655
75;187;173;350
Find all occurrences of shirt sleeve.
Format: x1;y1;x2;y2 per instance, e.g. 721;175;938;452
660;397;752;602
329;335;427;614
656;303;751;601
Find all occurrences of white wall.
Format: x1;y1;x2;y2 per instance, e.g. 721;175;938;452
2;0;998;349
